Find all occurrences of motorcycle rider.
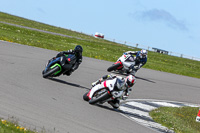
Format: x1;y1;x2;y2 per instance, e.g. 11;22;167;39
47;45;83;76
123;49;147;75
86;74;136;108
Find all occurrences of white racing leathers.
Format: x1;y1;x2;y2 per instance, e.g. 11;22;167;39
117;53;135;72
88;77;125;100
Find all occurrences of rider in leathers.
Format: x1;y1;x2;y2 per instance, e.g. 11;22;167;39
88;74;136;108
48;45;83;76
123;49;147;75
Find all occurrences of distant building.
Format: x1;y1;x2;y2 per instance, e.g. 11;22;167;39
94;32;104;38
152;48;169;55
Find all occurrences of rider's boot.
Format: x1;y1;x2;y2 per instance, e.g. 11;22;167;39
129;64;134;72
63;70;72;76
131;66;139;76
108;98;120;109
92;80;100;87
92;78;103;87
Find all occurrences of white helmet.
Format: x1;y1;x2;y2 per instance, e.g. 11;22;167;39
140;49;147;58
125;75;136;87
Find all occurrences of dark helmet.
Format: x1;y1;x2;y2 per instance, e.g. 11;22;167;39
74;45;83;53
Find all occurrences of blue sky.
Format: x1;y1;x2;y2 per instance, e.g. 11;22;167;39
1;0;200;59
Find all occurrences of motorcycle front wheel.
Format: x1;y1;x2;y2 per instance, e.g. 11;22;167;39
83;91;90;101
43;66;60;78
107;63;121;72
89;89;111;105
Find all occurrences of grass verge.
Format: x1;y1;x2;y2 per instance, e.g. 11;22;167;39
150;107;200;133
0;119;37;133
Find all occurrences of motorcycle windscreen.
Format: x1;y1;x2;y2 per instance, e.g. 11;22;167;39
114;78;126;91
125;56;135;62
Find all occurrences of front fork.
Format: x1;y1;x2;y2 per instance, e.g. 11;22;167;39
101;91;123;103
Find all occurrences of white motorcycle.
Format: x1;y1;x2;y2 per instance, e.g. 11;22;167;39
107;53;137;75
83;78;126;108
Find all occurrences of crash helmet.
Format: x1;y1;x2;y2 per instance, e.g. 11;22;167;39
125;75;136;87
74;45;83;53
74;45;83;55
140;49;148;58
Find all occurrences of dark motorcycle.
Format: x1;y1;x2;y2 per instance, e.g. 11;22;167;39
42;54;77;78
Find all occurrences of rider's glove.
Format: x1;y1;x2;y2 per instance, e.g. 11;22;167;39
67;49;73;53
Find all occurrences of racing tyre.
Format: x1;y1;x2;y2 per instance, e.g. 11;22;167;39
43;66;60;78
83;91;90;101
89;89;111;104
107;63;121;72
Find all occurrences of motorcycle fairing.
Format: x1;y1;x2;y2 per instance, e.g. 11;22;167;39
65;54;77;64
50;63;62;75
88;79;116;99
44;57;61;72
114;61;123;70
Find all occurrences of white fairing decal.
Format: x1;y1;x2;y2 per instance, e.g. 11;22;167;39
89;78;117;99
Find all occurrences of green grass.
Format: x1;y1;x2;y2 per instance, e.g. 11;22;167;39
0;119;37;133
0;12;115;43
150;107;200;133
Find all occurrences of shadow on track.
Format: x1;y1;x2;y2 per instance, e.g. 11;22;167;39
96;104;120;112
135;76;156;83
109;71;156;83
48;78;89;90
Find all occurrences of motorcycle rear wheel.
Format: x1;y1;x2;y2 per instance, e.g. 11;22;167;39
43;66;60;78
107;63;121;72
89;89;111;104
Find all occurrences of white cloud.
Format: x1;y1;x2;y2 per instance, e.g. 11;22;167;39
130;9;188;31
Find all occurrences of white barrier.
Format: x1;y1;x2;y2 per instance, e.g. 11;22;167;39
104;37;200;61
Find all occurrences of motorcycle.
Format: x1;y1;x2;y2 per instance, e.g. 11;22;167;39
42;54;77;78
107;53;137;75
83;78;125;108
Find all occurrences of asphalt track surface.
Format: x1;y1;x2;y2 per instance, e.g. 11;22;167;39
0;41;200;133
